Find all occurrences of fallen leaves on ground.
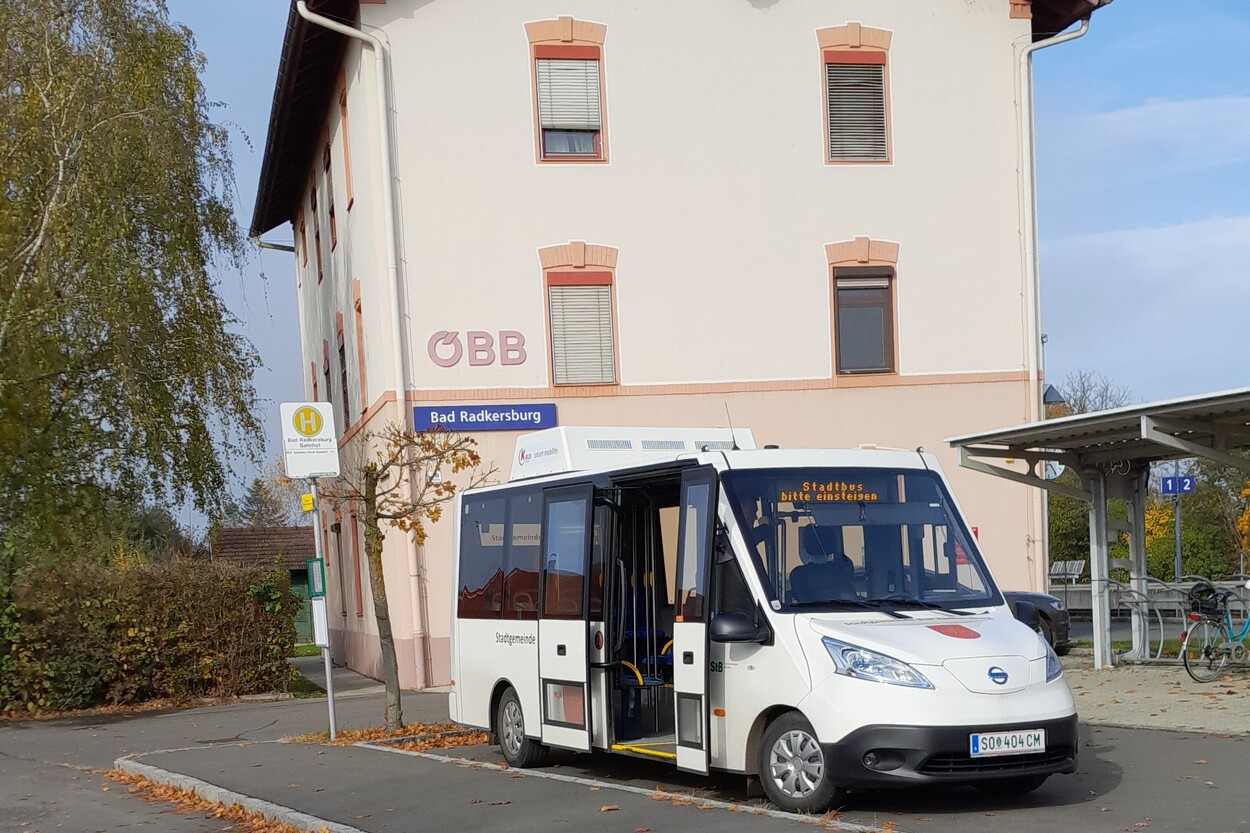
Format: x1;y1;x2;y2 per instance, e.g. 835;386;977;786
288;721;488;749
2;698;202;724
600;805;620;812
104;770;322;833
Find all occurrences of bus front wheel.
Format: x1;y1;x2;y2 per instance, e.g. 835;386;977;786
758;712;846;813
496;687;547;768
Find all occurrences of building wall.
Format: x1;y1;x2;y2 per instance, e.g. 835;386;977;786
368;0;1033;391
290;0;1045;688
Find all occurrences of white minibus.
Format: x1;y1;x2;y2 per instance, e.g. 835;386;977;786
448;427;1076;812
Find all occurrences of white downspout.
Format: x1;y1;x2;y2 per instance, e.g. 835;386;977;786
295;2;433;688
1018;15;1092;420
1015;12;1094;591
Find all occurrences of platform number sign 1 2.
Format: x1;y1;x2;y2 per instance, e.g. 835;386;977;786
1161;476;1196;495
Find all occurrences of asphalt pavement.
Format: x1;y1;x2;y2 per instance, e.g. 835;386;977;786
3;659;1249;833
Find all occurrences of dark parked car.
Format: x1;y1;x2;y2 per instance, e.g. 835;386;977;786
1004;591;1071;655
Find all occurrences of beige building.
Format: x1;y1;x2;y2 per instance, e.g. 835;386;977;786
252;0;1107;688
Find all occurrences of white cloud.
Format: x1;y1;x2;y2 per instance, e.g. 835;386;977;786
1040;97;1250;191
1041;216;1250;401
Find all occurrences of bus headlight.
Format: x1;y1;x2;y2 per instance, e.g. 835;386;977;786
822;637;934;690
1042;635;1063;682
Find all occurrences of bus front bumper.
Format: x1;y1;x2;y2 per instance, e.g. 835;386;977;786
823;714;1078;789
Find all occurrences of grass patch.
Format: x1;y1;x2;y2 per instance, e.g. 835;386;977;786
1071;638;1184;658
289;643;321;658
285;673;325;699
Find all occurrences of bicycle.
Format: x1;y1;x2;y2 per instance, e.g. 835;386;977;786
1181;581;1250;683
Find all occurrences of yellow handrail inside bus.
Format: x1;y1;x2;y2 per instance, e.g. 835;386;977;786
619;660;644;686
661;640;673;655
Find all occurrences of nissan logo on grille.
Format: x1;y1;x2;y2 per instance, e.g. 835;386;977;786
987;666;1009;686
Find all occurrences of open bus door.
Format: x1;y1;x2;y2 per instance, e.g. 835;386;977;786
538;484;594;751
673;467;717;774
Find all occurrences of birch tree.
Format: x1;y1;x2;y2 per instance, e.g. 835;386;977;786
0;0;260;557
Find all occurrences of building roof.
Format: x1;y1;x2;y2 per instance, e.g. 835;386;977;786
214;526;316;571
250;0;1109;237
251;0;355;238
947;387;1250;470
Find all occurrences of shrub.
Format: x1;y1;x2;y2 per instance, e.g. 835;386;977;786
0;558;298;715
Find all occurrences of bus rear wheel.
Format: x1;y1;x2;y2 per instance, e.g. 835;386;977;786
758;712;846;813
496;687;547;768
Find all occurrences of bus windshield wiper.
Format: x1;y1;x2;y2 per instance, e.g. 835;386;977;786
867;597;972;616
788;599;909;619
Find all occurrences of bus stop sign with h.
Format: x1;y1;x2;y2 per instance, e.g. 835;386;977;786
280;402;340;738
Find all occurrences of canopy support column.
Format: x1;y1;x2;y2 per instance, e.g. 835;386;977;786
1117;467;1151;660
1083;470;1112;668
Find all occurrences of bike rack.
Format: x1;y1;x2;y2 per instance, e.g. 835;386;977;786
1106;579;1166;662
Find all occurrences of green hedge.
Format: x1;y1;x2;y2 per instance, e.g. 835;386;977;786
0;558;298;714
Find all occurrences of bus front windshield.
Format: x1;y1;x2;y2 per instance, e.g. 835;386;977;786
721;467;1001;612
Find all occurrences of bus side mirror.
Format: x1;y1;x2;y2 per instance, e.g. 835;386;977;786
1013;599;1040;632
710;612;769;644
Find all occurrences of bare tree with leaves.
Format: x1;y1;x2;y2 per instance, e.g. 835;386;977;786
1049;370;1131;418
322;425;495;730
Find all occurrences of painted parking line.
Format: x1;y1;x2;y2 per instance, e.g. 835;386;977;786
356;741;893;833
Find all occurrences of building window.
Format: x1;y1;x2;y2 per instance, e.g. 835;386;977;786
297;208;307;266
526;17;608;163
338;334;350;429
536;53;601;157
817;23;891;163
833;267;894;374
538;241;618;385
338;82;354;210
322;340;332;409
350;513;364;617
310;182;323;282
324;143;337;250
826;236;900;376
352;279;367;413
334;523;347;617
548;276;615;384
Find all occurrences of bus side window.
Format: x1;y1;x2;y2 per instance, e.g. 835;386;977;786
588;505;608;620
503;489;542;620
541;496;590;619
458;496;506;618
714;555;754;618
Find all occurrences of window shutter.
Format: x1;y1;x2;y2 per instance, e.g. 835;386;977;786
549;285;614;384
536;59;602;131
826;62;887;161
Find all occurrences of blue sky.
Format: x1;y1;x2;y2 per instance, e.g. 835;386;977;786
168;1;1250;493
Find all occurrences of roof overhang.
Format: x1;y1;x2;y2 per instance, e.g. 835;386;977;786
1032;0;1111;42
947;388;1250;500
250;0;356;238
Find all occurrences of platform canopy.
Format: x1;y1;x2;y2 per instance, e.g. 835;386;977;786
947;388;1250;669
